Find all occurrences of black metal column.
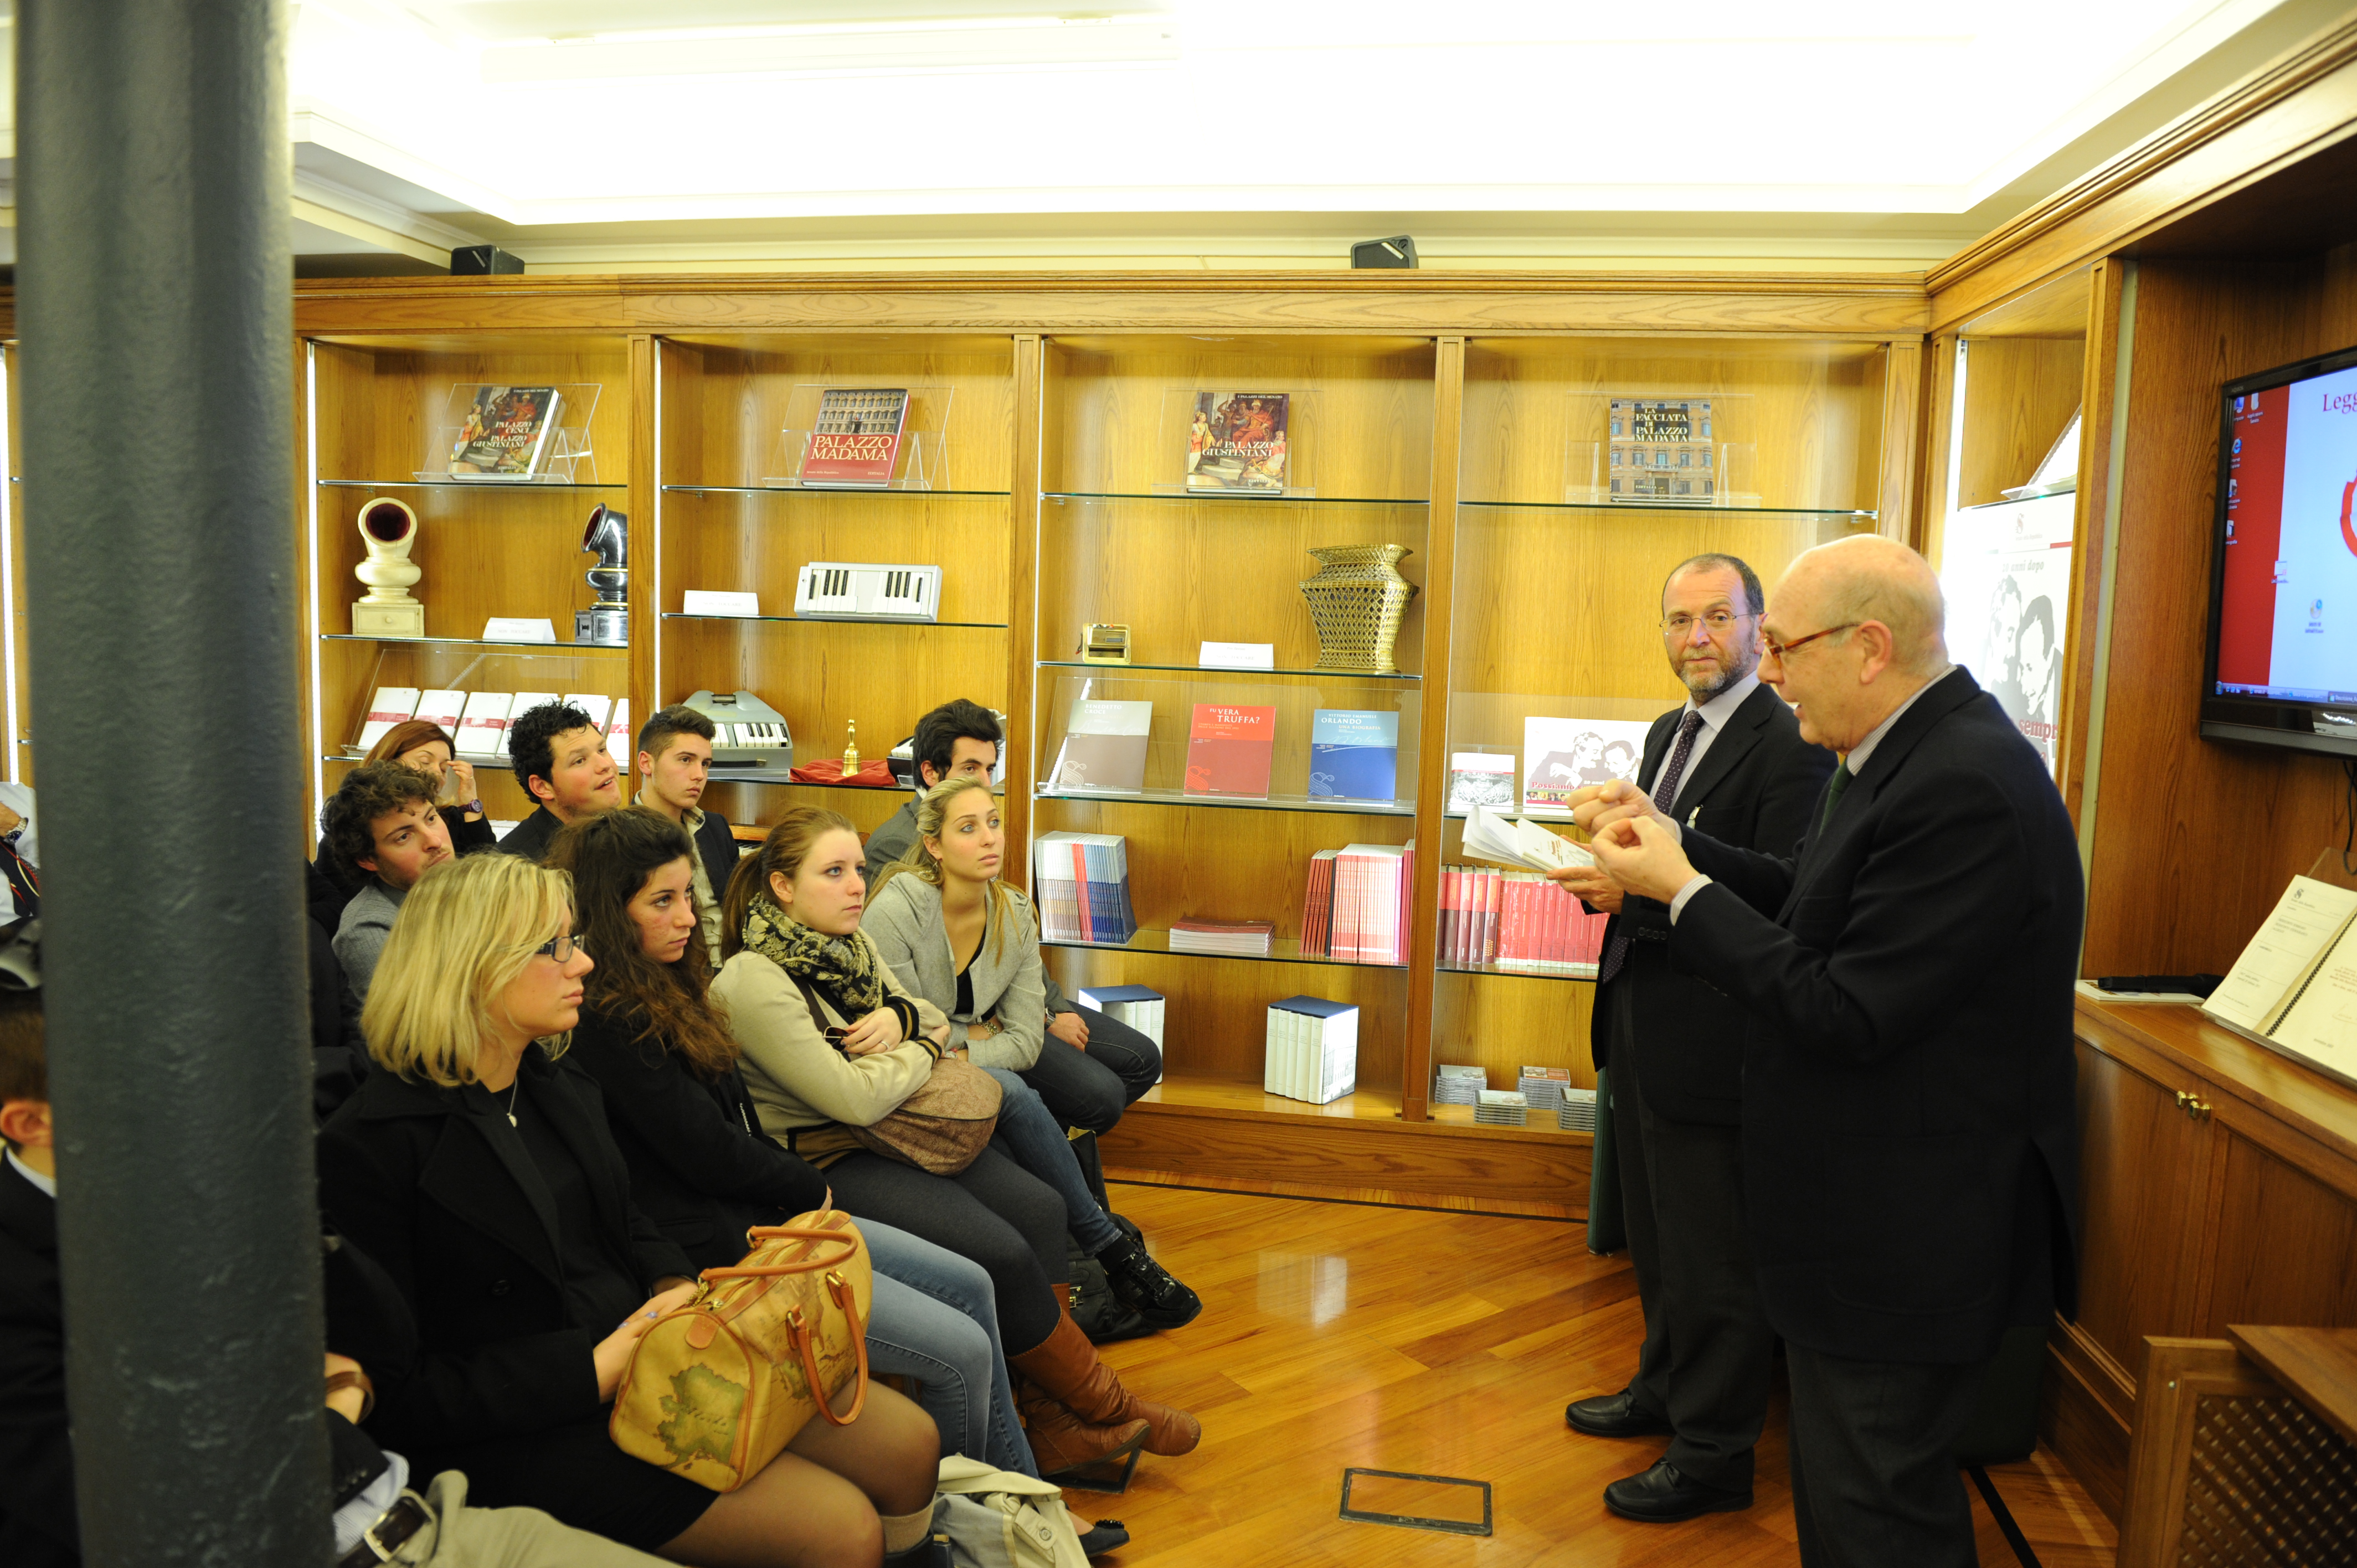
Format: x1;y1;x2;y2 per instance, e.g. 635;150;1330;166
17;4;327;1565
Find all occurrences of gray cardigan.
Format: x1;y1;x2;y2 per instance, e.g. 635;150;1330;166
862;872;1046;1072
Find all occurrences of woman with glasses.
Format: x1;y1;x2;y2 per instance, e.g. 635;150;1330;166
544;806;1048;1484
316;852;944;1568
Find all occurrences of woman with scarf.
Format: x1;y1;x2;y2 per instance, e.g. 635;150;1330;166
710;807;1200;1482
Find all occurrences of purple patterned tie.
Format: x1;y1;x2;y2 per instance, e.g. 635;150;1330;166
1596;709;1705;985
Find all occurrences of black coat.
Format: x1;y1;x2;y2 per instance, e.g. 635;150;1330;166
495;807;564;862
1670;668;2082;1365
1588;681;1834;1123
691;809;742;891
315;1050;693;1457
309;915;370;1122
0;1161;72;1568
566;1004;827;1273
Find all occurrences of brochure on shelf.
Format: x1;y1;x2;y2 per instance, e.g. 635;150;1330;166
682;590;760;617
356;688;421;753
506;693;562;756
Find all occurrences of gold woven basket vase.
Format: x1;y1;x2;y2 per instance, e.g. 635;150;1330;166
1300;544;1418;674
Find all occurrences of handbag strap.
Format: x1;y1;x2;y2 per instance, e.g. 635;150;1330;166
325;1367;375;1424
700;1230;861;1282
794;1270;870;1427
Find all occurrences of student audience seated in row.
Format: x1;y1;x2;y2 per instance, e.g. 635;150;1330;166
498;702;623;861
711;809;1202;1477
318;854;946;1566
315;719;497;907
322;761;459;1005
864;702;1160;1143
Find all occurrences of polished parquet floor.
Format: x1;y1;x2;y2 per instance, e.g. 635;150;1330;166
1080;1183;2120;1567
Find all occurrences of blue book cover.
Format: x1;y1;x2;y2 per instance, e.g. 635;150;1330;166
1308;709;1399;802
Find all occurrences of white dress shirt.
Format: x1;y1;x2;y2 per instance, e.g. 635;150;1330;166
1658;672;1761;817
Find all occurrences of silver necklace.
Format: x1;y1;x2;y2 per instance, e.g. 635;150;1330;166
505;1079;522;1127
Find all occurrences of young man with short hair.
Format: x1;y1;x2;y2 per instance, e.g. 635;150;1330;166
320;761;455;1003
497;701;621;862
0;941;669;1568
633;703;740;966
868;699;1161;1144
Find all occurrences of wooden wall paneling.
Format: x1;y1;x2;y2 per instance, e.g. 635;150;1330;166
1033;670;1419;800
2190;1112;2357;1337
2042;1317;2133;1522
1005;333;1042;884
1403;336;1465;1123
1873;338;1924;546
2080;257;2353;976
651;337;704;707
627;333;657;721
2058;260;2130;829
1955;337;2086;510
1431;966;1598;1094
702;779;910;843
662;489;1013;630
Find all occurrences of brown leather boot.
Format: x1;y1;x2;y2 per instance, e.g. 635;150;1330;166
1012;1371;1150;1478
1010;1292;1202;1458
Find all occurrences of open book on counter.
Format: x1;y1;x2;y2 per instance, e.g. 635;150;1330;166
2203;870;2357;1090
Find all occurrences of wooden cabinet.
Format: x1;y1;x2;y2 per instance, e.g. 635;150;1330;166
2054;998;2357;1519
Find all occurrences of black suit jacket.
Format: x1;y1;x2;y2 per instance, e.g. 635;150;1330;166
494;806;565;862
1670;668;2082;1365
1588;681;1835;1123
691;809;741;893
0;1161;73;1568
315;1050;693;1458
567;1005;827;1273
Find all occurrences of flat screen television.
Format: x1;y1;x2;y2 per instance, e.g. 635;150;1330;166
2201;342;2357;756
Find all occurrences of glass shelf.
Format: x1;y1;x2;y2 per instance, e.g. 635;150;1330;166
661;484;1010;499
661;612;1010;630
705;767;904;790
1038;659;1420;682
1438;961;1597;984
1459;498;1875;519
1034;785;1414;817
1046;491;1428;508
319;633;629;653
1041;930;1407;970
1425;1102;1594;1136
316;478;626;492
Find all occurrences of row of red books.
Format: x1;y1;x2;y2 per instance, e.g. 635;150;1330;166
1440;865;1608;973
1298;843;1416;965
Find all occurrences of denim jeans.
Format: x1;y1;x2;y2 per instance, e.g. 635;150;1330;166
1020;1009;1161;1133
980;1067;1122;1254
858;1218;1036;1477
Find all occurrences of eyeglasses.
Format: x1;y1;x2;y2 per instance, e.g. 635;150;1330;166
1660;610;1754;639
1763;623;1860;662
534;932;585;963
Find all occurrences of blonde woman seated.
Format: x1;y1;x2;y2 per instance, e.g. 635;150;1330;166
862;777;1200;1330
710;807;1199;1479
316;852;943;1568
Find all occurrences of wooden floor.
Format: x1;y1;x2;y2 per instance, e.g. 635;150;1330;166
1076;1183;2120;1567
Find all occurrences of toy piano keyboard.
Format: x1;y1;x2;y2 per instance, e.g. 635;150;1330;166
683;689;795;768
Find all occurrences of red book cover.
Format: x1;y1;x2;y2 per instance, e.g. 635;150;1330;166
1549;883;1572;968
1500;875;1520;964
1485;870;1502;963
1183;704;1277;798
801;388;909;487
1541;881;1563;968
1335;853;1360;963
1439;866;1458;965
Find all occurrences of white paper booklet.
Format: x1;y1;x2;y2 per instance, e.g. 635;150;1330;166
1461;801;1595;874
2203;875;2357;1035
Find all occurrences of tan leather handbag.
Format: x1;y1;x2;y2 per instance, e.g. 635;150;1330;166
788;972;1001;1174
610;1211;873;1492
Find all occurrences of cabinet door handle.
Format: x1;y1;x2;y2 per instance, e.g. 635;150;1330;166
2188;1097;2212;1120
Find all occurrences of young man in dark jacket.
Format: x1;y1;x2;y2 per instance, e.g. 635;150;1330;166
497;702;622;862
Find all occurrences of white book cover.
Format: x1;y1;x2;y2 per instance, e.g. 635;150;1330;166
565;693;613;734
1301;1012;1321;1101
2206;874;2357;1035
356;688;421;753
1322;1010;1358;1103
1049;699;1154;794
456;692;513;758
505;693;562;756
413;689;466;738
1521;716;1651;818
606;699;633;768
1263;1008;1284;1094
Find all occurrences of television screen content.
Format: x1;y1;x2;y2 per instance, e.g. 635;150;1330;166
2202;345;2357;756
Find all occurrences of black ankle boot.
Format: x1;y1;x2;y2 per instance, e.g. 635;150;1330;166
1095;1233;1201;1329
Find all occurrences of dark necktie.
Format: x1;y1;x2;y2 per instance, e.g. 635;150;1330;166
0;835;37;919
1596;710;1705;985
1815;761;1854;841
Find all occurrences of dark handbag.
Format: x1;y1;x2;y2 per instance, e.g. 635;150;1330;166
786;973;1001;1175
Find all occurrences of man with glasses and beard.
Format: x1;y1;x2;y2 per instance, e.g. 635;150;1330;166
1555;553;1833;1523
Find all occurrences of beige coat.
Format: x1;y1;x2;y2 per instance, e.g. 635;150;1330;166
710;930;950;1155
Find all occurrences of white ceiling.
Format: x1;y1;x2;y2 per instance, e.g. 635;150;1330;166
7;1;2353;271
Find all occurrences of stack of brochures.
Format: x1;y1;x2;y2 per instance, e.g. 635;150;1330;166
1432;1064;1485;1105
1517;1065;1571;1115
1557;1088;1599;1133
1474;1089;1529;1126
1461;802;1594;874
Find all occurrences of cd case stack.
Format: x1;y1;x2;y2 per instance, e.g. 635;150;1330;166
1517;1065;1571;1115
1433;1064;1485;1106
1557;1087;1599;1133
1035;832;1136;945
1475;1089;1529;1126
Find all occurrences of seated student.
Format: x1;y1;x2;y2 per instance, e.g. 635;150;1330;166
713;808;1200;1479
496;701;621;862
632;704;739;968
321;761;456;1003
547;807;1037;1480
315;719;496;905
0;931;670;1568
864;700;1160;1144
317;853;944;1567
864;778;1200;1330
0;783;38;921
